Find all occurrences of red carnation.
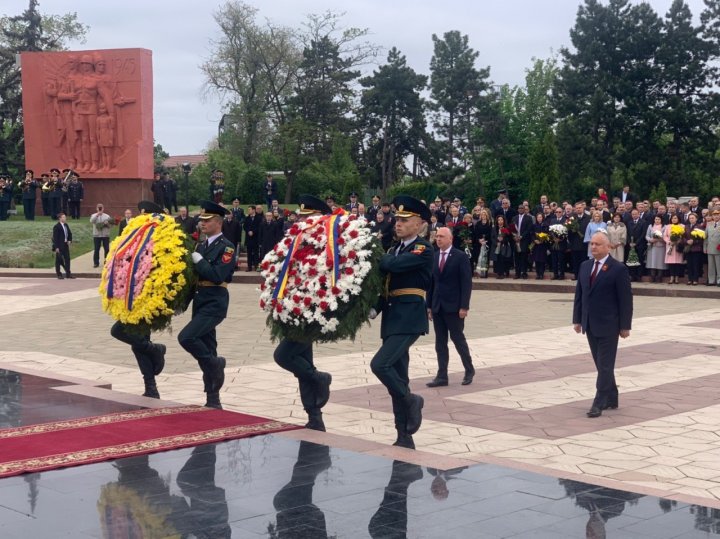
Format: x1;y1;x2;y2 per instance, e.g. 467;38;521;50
348;214;357;221
259;300;266;309
292;307;302;316
317;289;327;298
339;256;347;264
303;297;312;306
294;277;302;286
345;267;354;275
284;238;292;246
349;230;359;239
289;225;300;235
276;304;283;313
292;294;301;303
319;301;329;311
261;261;270;270
319;275;327;284
307;258;317;266
331;286;341;295
260;283;266;291
308;268;318;277
337;237;345;245
343;221;350;229
348;250;357;259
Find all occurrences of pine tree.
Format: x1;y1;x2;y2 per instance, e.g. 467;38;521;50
527;131;560;205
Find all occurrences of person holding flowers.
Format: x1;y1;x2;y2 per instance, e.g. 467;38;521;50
271;195;335;432
645;215;667;282
684;212;705;285
103;201;194;400
472;208;492;277
491;214;514;279
177;201;237;409
663;213;686;284
531;212;549;279
548;209;569;280
370;195;433;450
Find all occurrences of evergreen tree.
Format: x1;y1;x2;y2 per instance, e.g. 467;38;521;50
527;131;560;204
359;47;427;196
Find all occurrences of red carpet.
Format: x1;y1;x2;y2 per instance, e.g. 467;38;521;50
0;405;301;478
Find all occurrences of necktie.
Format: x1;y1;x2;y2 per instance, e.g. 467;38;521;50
396;242;405;256
517;216;522;235
63;224;68;242
439;251;447;272
590;260;600;286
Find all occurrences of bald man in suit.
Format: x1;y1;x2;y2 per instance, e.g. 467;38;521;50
573;231;633;418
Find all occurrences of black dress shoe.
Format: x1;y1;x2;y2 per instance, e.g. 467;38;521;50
586;406;602;418
305;411;326;432
205;391;222;409
66;274;76;279
57;274;64;279
151;343;166;375
393;432;415;450
426;378;448;388
405;394;424;435
461;375;474;386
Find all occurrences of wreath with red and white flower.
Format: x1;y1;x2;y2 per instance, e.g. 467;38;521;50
259;211;384;343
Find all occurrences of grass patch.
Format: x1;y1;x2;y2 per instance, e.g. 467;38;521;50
0;216;109;268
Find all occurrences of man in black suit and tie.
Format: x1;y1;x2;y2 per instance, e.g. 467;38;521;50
573;231;633;418
426;227;474;387
52;212;74;279
512;204;533;279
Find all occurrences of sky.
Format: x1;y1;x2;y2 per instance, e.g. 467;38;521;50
4;0;710;156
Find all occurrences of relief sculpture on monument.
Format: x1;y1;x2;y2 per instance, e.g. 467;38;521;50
22;48;153;181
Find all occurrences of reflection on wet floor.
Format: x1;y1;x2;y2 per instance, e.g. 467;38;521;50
1;369;720;538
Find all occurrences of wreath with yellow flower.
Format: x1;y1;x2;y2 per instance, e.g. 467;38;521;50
99;213;196;332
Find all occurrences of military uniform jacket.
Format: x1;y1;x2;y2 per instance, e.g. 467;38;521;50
193;235;237;318
0;184;13;202
378;236;433;339
67;181;84;201
21;180;39;200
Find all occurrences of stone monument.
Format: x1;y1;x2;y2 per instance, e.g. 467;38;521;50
20;48;153;217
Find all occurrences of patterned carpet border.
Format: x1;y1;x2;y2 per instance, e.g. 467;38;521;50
0;406;300;478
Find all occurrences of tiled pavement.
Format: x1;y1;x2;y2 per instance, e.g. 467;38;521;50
2;272;720;517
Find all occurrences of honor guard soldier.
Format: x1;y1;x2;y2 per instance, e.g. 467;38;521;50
178;200;237;409
0;174;13;221
370;195;433;449
20;170;39;220
273;195;334;431
110;200;168;398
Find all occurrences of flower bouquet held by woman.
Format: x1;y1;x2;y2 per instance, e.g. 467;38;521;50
668;223;685;255
549;223;568;250
259;209;384;343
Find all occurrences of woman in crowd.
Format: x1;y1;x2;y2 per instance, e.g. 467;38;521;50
491;214;514;279
583;210;608;257
645;214;667;282
473;208;493;277
531;212;549;280
685;212;705;285
607;212;627;262
663;213;685;284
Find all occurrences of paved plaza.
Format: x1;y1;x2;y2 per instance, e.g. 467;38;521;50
2;266;720;517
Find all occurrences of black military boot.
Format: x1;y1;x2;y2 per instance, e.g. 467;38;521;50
305;409;326;431
149;343;166;375
205;391;222;409
312;370;332;408
404;393;424;435
143;379;160;399
207;356;226;393
392;429;415;450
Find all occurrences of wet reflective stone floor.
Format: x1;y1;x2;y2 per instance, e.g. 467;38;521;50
2;369;720;538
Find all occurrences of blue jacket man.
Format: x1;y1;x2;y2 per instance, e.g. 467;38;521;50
426;226;474;387
573;231;633;418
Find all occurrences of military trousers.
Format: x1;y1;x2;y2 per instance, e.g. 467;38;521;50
274;339;317;412
371;334;419;430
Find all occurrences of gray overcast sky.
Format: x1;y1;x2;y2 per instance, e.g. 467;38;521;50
5;0;709;156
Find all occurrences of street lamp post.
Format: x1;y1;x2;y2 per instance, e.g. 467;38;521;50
182;162;191;208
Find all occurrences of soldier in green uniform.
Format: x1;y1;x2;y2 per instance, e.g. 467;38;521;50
273;195;333;431
178;200;237;409
110;201;168;399
370;195;433;450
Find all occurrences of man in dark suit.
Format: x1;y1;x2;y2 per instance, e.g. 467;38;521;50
573;231;633;418
426;227;474;387
52;212;74;279
370;195;433;450
512;204;533;279
243;205;261;271
118;208;132;236
264;174;278;210
178;200;237;409
617;185;637;206
568;202;590;280
625;208;647;281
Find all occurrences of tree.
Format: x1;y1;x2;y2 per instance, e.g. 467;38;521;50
0;0;87;171
429;30;490;169
201;1;299;163
527;131;560;204
359;47;427;196
153;142;169;169
656;0;720;194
